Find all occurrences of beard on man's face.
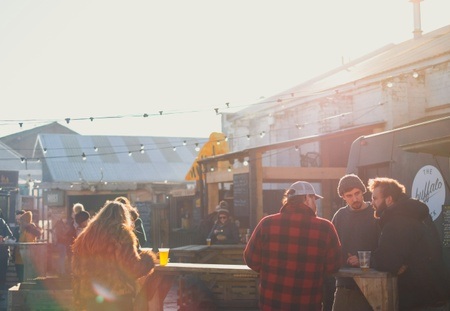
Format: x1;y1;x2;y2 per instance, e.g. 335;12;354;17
374;200;388;218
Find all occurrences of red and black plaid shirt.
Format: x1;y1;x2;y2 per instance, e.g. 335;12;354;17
244;202;341;311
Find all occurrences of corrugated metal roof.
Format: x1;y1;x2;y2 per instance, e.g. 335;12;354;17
37;134;207;183
0;141;42;183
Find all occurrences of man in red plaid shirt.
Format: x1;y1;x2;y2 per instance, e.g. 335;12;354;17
244;181;342;311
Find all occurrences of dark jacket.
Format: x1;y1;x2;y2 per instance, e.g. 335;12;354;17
372;194;450;310
208;219;240;245
0;218;13;257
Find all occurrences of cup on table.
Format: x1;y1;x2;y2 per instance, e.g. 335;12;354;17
358;251;371;270
159;248;170;266
206;238;211;246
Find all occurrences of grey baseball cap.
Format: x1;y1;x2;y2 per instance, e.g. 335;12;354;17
286;181;323;200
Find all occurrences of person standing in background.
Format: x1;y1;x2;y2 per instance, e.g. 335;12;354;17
330;174;380;311
129;208;147;248
244;181;341;310
71;203;85;232
53;215;73;276
14;211;42;282
115;197;147;248
12;210;25;241
0;210;13;300
74;211;90;237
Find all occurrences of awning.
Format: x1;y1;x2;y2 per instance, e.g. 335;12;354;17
400;135;450;157
198;121;385;165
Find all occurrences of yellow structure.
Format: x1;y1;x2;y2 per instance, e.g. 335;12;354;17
185;132;229;181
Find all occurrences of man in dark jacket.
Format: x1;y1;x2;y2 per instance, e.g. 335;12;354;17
369;177;450;310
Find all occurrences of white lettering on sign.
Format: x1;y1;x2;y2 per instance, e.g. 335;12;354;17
412;165;446;221
47;193;60;204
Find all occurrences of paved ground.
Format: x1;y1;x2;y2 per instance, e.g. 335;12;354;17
0;283;178;311
0;289;8;311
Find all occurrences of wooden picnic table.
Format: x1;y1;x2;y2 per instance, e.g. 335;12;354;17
137;263;258;311
334;267;398;311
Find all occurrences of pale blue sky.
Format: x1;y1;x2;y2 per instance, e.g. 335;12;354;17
0;0;449;138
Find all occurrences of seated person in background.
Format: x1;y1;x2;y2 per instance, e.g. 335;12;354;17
208;208;240;245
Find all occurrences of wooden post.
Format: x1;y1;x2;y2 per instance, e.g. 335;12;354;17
249;150;263;228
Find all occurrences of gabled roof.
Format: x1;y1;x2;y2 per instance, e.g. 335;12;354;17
0;122;77;159
36;134;206;184
0;141;41;185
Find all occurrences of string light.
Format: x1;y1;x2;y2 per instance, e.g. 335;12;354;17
0;99;386;164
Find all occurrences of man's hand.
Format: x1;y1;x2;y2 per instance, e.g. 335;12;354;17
346;253;359;267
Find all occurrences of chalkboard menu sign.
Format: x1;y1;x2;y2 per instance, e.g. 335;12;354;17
233;173;249;217
443;205;450;247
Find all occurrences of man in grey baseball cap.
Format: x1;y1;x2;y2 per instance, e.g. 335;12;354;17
244;180;341;310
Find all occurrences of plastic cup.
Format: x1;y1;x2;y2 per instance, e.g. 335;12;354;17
206;238;211;246
358;251;371;270
159;248;170;266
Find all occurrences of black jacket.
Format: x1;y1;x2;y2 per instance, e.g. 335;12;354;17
372;194;450;310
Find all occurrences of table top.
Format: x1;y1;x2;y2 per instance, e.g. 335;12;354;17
0;241;48;246
170;244;245;252
335;267;393;278
154;262;257;275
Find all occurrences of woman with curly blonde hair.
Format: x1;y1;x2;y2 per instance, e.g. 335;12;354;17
72;200;156;311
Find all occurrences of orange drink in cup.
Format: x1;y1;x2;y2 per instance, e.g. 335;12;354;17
159;248;170;266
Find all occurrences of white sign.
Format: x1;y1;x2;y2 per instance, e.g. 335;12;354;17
412;165;446;221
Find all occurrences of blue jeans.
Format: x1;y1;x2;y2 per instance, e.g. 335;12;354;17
55;243;67;275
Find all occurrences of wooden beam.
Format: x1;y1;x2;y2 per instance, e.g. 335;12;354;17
262;167;346;182
207;183;219;214
205;166;346;184
205;166;249;183
249;150;263;227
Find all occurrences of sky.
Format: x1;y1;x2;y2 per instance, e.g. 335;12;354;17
0;0;449;139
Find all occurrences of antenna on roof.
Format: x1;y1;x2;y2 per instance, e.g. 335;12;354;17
410;0;423;39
